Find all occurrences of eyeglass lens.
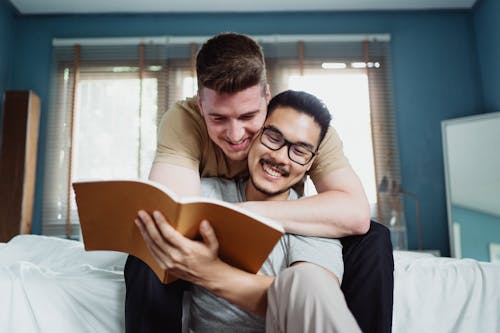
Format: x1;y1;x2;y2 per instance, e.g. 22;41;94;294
260;128;314;165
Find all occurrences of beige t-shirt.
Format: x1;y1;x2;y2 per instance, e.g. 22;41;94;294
154;97;350;187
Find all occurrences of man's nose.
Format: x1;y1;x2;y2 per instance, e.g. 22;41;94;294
227;120;245;142
271;144;289;163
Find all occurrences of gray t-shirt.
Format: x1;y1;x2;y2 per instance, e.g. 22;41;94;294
184;177;344;333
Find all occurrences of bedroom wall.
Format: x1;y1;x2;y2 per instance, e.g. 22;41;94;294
0;0;15;102
473;0;500;112
9;10;484;255
452;205;500;261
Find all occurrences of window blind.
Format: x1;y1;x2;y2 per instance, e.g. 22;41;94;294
44;42;181;238
44;35;401;238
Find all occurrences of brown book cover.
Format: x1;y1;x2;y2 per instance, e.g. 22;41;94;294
73;179;284;284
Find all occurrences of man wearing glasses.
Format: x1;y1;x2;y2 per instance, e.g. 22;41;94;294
136;90;361;332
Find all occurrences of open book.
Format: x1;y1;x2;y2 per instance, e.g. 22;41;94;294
72;179;284;284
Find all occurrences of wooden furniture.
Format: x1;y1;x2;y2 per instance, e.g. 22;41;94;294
0;91;40;242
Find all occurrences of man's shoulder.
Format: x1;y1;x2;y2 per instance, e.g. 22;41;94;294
159;96;204;133
169;96;201;118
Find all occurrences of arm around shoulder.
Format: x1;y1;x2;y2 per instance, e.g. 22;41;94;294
311;126;370;235
239;166;370;238
238;125;370;237
149;162;201;198
314;166;371;235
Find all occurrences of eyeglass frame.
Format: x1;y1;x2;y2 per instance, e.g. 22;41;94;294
259;126;317;165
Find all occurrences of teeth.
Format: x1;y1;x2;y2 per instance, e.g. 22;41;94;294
229;138;246;145
263;163;281;177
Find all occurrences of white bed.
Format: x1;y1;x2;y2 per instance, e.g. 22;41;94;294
0;235;126;332
393;251;500;332
1;235;499;332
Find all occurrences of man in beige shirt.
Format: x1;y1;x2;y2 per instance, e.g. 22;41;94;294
125;32;393;333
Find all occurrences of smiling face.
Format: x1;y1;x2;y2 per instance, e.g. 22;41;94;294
198;84;270;161
246;106;321;201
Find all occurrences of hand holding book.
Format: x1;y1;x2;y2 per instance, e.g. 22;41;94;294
73;179;284;284
135;210;226;285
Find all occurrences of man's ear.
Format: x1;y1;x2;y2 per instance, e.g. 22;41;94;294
265;84;271;104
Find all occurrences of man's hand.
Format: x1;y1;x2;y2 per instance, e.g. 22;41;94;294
135;210;224;286
136;210;275;315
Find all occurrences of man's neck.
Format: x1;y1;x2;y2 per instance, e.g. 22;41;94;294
244;179;290;202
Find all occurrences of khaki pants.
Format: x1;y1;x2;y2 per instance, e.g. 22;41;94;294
266;263;361;333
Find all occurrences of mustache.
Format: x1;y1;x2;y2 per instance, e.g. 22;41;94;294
260;158;290;177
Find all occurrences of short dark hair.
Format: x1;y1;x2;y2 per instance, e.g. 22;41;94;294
267;90;332;147
196;32;267;95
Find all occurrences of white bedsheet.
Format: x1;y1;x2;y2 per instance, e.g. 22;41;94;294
2;235;500;332
393;251;500;332
0;235;127;333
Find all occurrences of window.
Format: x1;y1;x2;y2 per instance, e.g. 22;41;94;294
44;35;401;238
44;42;178;238
288;69;376;205
74;73;158;180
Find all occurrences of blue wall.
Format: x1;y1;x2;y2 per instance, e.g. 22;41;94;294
0;0;15;99
453;205;500;261
8;10;485;255
473;0;500;112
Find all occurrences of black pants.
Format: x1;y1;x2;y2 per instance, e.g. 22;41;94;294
341;220;394;333
125;220;394;333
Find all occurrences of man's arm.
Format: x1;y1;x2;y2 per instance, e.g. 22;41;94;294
149;162;201;198
239;166;370;238
136;210;273;316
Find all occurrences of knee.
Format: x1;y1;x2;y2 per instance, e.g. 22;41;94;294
268;263;343;319
363;221;391;247
341;222;394;279
368;222;393;258
274;263;340;297
364;224;394;270
370;221;391;243
281;262;328;278
343;221;393;257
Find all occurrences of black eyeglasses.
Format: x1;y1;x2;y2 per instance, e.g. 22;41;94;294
259;126;317;165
